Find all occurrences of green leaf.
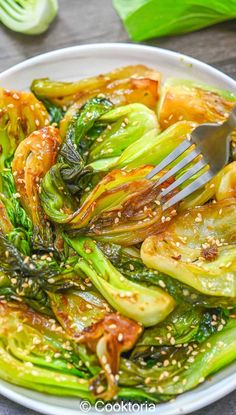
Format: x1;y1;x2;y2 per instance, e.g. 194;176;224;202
0;87;49;172
141;198;236;297
119;318;236;397
65;236;175;327
42;99;65;126
88;103;158;162
158;78;236;130
113;0;236;41
99;241;236;308
0;301;93;399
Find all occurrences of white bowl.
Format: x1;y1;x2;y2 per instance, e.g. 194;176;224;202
0;43;235;415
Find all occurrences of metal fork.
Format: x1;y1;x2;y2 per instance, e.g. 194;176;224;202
146;106;236;211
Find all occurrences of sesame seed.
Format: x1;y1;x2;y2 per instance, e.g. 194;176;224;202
23;361;34;368
54;352;61;358
195;213;202;222
149;387;156;393
144;377;151;385
101;355;107;364
96;385;105;394
13;93;20;100
170;337;176;345
17;325;23;332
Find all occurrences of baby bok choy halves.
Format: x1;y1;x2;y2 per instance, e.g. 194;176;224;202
0;0;58;35
0;64;235;403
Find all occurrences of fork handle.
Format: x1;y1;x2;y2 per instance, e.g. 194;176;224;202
225;106;236;130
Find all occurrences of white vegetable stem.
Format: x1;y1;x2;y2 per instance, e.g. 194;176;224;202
0;0;58;35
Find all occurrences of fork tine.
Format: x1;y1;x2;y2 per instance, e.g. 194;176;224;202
162;170;214;211
154;147;201;188
160;158;207;197
146;139;192;180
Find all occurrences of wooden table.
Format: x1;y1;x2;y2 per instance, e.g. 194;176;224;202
0;0;235;414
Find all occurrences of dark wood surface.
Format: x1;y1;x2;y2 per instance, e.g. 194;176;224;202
0;0;235;414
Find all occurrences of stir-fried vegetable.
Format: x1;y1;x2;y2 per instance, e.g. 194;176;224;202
12;126;61;250
0;65;236;404
65;236;175;327
158;79;236;130
31;65;160;112
0;87;49;171
41;165;177;245
120;318;236;396
141;198;236;297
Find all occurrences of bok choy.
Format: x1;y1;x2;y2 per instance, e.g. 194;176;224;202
1;66;236;404
0;0;58;35
113;0;236;41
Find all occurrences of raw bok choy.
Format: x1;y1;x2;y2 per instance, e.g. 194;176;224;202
0;0;58;35
113;0;236;41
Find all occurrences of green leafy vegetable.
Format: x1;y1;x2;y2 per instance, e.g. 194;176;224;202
135;304;227;349
42;99;65;126
12;126;61;250
0;301;93;399
1;64;236;404
88;103;158;162
99;241;236;308
31;65;160;111
113;0;236;41
0;166;32;254
0;87;49;171
65;236;175;327
0;0;58;35
49;290;109;335
119;318;236;397
158;78;236;130
41;165;177;245
141;198;236;297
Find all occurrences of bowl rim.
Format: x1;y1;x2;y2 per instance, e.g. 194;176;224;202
0;42;235;89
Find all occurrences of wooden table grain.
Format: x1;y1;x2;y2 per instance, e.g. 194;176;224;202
0;1;235;414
